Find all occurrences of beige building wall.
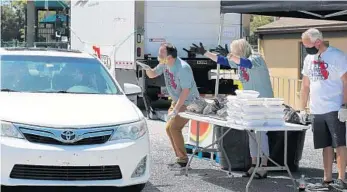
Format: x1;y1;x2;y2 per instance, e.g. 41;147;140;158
258;31;347;110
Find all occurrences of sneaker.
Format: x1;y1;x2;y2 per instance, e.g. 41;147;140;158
242;165;255;177
167;158;181;167
330;179;347;191
168;162;188;170
307;180;332;191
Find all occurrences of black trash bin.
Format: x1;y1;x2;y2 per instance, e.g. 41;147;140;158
216;125;307;173
216;125;251;172
267;104;309;172
267;130;307;172
216;104;308;172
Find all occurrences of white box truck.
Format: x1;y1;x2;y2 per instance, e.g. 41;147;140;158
70;0;249;89
70;0;250;150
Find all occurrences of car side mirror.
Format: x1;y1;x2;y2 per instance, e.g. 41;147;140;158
124;83;142;96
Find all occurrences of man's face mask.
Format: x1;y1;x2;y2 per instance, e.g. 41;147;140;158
305;41;320;55
157;56;168;64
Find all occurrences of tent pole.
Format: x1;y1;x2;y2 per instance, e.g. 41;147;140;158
298;11;324;18
214;13;225;97
240;13;243;38
324;10;347;18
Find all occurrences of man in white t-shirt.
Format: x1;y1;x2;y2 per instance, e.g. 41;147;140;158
300;28;347;190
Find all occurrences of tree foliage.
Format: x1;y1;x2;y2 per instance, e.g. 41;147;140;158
250;15;274;34
249;15;275;45
1;0;27;41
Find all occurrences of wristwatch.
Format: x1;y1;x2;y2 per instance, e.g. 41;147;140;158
341;104;347;109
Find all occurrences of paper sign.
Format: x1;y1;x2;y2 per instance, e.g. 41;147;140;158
223;27;238;38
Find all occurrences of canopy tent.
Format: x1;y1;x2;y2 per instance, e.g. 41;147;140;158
220;1;347;21
214;0;347;96
34;0;68;9
40;14;68;23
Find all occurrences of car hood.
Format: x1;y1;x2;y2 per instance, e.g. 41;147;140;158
0;92;141;128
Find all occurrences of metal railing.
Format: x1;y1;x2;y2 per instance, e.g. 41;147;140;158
1;40;27;47
270;76;309;111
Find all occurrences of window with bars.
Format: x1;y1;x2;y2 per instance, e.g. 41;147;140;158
299;41;329;79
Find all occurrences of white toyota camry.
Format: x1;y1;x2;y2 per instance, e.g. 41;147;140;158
0;48;150;191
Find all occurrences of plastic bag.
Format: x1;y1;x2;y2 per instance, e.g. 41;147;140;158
283;104;311;125
203;98;222;115
186;97;207;114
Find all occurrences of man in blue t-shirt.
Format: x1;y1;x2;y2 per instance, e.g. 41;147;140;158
145;43;200;168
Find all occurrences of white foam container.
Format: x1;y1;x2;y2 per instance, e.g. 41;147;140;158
242;119;266;127
266;119;285;126
227;111;235;116
241;105;267;113
264;98;284;106
235;98;265;106
227;95;238;102
266;105;285;113
233;117;243;125
234;112;266;120
226;118;235;124
235;90;260;98
227;102;238;109
266;113;285;119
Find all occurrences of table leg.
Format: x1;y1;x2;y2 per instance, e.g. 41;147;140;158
210;125;216;162
219;127;232;176
284;130;297;189
185;121;200;176
246;131;262;192
185;124;234;176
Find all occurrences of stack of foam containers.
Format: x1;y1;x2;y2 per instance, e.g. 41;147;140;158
226;90;267;127
264;98;285;126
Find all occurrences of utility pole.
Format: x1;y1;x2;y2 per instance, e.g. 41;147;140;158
26;0;35;47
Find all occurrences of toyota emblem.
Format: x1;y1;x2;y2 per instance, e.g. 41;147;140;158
61;130;76;142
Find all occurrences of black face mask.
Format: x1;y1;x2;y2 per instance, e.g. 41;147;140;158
305;46;319;55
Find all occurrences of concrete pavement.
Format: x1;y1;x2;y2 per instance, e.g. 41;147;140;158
2;118;338;192
143;119;337;192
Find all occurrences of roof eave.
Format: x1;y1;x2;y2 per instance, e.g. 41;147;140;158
255;25;347;35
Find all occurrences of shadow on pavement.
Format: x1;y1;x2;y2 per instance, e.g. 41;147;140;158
170;167;332;192
1;182;161;192
142;182;164;191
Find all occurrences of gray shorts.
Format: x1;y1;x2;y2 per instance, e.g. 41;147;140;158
312;111;346;149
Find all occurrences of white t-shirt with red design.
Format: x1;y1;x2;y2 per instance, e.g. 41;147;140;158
302;46;347;114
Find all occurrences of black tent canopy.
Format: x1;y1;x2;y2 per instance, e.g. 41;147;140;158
213;1;347;96
220;1;347;21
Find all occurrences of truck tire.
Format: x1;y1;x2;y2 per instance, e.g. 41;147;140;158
137;96;145;109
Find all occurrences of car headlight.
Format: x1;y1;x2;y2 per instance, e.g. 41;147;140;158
110;119;147;141
0;121;24;139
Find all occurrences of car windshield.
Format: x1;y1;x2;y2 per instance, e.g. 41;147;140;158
1;55;120;95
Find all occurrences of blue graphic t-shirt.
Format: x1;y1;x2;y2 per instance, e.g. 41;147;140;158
217;54;274;98
154;57;200;105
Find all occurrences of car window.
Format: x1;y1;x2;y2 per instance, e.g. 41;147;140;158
0;55;121;95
